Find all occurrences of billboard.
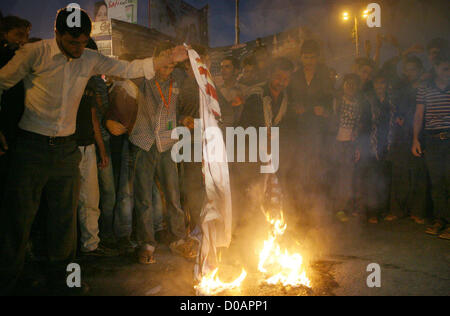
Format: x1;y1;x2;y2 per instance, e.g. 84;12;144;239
149;0;208;45
93;0;138;24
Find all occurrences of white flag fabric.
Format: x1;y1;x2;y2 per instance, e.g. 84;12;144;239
187;49;233;280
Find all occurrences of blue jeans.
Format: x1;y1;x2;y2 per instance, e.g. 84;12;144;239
114;138;134;239
130;144;186;247
97;137;116;243
78;144;101;252
114;139;165;240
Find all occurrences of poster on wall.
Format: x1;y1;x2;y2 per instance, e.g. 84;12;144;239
92;20;112;37
149;0;208;45
92;0;138;24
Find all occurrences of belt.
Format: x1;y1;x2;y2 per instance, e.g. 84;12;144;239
427;131;449;140
18;129;76;146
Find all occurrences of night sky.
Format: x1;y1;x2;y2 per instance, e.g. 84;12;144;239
0;0;449;73
0;0;316;47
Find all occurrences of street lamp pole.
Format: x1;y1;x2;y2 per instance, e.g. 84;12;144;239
354;16;359;57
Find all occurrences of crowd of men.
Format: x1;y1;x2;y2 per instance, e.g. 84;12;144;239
0;7;448;295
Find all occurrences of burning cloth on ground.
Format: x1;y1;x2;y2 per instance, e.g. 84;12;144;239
187;48;233;280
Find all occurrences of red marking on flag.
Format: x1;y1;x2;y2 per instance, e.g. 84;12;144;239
212;110;221;119
205;83;218;102
198;66;209;77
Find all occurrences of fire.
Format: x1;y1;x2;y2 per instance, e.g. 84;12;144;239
195;268;247;296
258;210;311;288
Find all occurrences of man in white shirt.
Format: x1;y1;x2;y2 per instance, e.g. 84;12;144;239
0;7;188;295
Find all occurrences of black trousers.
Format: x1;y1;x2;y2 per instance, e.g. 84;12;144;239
390;147;428;218
424;136;449;223
0;131;81;293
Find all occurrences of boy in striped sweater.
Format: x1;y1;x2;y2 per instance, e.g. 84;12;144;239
412;51;450;239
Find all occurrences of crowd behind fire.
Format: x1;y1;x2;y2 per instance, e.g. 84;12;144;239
0;7;448;294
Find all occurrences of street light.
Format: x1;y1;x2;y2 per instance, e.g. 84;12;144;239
342;9;370;57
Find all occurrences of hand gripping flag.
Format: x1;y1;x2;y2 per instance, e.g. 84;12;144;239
187;48;233;280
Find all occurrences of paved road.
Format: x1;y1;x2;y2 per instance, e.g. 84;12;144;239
18;218;450;296
325;219;450;296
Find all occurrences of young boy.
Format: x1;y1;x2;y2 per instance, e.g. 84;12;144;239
75;39;113;257
332;74;362;222
107;42;194;263
357;71;396;224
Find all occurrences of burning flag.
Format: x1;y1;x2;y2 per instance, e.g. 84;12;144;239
187;48;233;285
195;268;247;296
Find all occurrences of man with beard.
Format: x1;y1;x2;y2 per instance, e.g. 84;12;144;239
218;56;248;127
388;56;428;223
287;40;334;212
0;7;188;294
238;57;294;221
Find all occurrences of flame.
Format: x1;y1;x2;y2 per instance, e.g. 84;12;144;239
258;210;311;288
195;207;311;295
195;268;247;296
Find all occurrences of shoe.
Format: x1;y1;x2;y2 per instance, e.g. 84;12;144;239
384;214;398;221
368;217;379;224
425;221;445;235
137;244;156;265
438;226;450;240
81;245;119;257
410;216;425;225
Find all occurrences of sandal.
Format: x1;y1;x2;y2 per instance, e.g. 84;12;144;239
425;221;445;236
384;214;398;222
410;216;425;225
137;245;156;265
368;217;379;224
438;227;450;240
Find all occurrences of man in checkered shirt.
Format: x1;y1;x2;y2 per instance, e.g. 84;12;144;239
126;42;195;263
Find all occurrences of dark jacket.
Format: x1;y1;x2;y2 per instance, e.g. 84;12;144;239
287;63;334;135
106;80;139;135
0;41;25;144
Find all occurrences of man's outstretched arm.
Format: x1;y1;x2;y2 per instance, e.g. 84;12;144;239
93;45;189;81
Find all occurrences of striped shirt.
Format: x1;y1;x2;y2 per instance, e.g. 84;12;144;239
416;82;450;131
